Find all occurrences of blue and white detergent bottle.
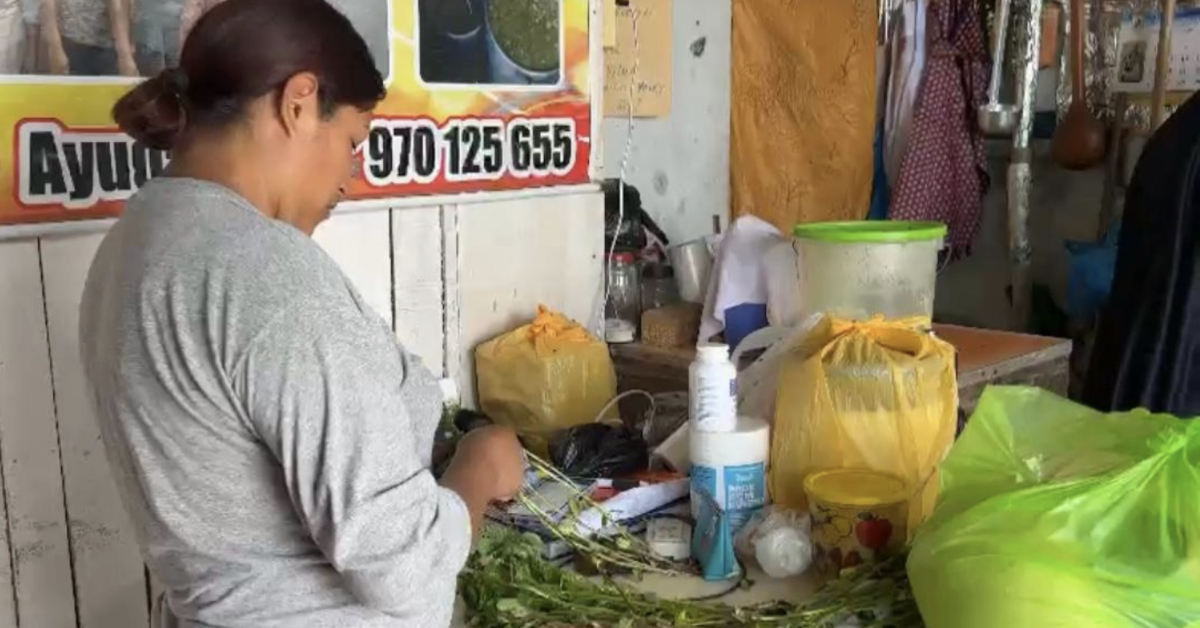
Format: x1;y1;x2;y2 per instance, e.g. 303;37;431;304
689;416;771;581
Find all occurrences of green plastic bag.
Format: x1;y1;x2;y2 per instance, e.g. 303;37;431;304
909;386;1200;628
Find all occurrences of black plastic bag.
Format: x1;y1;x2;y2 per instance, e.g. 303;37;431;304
549;423;649;479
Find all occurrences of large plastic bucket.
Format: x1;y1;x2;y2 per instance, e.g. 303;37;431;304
804;469;908;576
793;221;946;321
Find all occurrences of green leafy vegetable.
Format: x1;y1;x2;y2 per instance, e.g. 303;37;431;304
461;453;923;627
459;528;922;628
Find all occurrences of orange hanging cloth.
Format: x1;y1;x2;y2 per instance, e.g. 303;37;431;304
730;0;877;233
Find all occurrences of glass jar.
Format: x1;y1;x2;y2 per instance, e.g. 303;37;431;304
605;252;641;344
641;262;679;312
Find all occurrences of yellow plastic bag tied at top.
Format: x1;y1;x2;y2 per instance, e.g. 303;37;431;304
475;306;617;458
770;316;958;537
909;387;1200;628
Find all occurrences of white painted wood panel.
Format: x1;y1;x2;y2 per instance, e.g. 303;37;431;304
391;207;446;375
147;568;163;623
441;207;461;387
0;473;14;628
0;240;75;628
313;210;395;328
455;192;605;407
39;234;149;628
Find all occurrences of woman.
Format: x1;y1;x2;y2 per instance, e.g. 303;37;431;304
80;1;525;627
39;0;139;75
134;0;184;75
0;0;22;73
1083;90;1200;417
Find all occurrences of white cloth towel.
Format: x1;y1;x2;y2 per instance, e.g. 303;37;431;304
700;216;790;341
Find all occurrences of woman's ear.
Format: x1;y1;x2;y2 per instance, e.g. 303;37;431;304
277;72;321;138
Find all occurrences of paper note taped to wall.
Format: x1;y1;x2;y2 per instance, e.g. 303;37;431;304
605;0;672;118
1111;10;1200;93
604;0;618;48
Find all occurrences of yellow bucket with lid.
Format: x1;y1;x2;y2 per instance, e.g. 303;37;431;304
805;469;908;575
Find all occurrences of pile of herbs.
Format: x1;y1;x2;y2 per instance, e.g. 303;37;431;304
459;528;922;628
459;456;923;628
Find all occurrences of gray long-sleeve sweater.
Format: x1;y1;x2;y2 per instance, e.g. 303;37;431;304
79;177;470;628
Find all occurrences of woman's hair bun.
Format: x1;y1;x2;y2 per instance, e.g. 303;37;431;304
112;68;189;151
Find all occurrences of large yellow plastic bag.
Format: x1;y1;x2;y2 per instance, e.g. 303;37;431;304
909;387;1200;628
770;316;957;534
475;306;617;457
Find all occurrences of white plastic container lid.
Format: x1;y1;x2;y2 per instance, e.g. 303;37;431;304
696;343;731;362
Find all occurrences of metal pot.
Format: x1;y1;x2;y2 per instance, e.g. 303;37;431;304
669;239;714;305
978;103;1020;137
419;0;487;84
484;0;561;86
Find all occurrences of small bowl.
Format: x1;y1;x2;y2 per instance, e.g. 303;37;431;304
977;103;1019;137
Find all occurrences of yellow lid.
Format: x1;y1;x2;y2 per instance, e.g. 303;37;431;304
804;469;908;507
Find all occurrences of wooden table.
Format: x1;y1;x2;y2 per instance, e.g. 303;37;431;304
455;325;1073;626
934;324;1072;413
611;324;1072;415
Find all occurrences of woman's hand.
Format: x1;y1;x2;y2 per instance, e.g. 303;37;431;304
39;0;69;74
47;44;68;74
440;426;526;539
450;426;525;501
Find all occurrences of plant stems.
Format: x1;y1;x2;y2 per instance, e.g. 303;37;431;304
460;528;923;628
464;453;924;627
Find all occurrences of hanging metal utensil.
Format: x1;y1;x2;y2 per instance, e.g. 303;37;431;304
1008;0;1045;331
979;0;1020;136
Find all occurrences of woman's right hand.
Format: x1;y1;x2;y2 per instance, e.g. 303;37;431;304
47;44;68;75
440;425;526;539
451;425;526;502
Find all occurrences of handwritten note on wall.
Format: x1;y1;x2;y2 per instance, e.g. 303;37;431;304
604;0;618;48
604;0;673;118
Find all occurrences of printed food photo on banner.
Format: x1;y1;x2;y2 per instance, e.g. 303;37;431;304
418;0;561;87
0;0;592;230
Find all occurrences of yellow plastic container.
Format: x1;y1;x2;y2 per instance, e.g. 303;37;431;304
804;469;909;575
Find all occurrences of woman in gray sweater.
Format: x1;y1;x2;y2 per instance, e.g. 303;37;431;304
80;1;525;626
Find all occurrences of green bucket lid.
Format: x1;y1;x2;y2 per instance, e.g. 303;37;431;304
792;221;947;243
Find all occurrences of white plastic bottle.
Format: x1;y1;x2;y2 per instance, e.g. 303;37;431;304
689;343;738;432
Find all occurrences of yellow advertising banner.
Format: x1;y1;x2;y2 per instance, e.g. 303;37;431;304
0;0;594;229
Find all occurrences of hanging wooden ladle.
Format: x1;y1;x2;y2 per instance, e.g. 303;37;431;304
1051;0;1106;170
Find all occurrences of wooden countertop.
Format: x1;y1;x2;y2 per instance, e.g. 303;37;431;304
931;324;1071;389
610;324;1073;406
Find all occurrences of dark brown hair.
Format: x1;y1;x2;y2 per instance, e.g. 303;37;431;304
113;0;386;151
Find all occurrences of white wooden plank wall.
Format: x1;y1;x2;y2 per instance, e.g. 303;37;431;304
391;207;447;377
313;211;396;330
40;234;149;628
0;191;602;626
0;240;73;628
455;194;605;408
